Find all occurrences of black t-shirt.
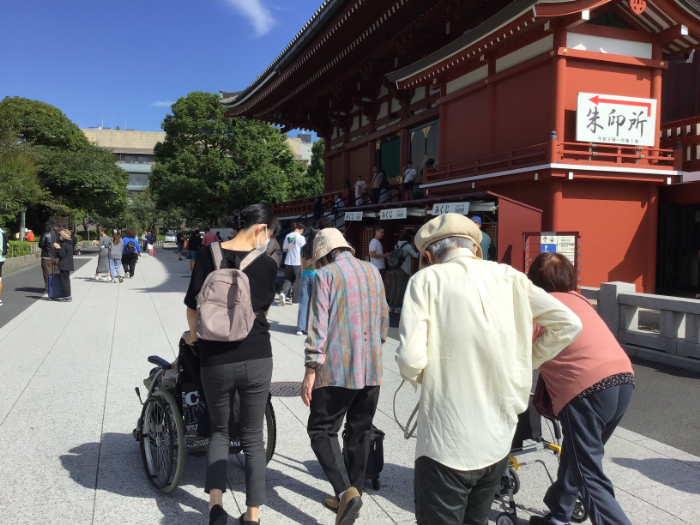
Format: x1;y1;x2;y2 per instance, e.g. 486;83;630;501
188;234;202;252
184;245;278;367
176;232;184;244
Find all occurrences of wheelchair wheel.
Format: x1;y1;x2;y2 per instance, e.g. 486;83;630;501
571;495;588;523
231;397;277;465
139;390;185;494
508;465;520;495
496;511;517;525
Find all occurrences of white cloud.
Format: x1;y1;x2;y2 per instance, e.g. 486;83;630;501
223;0;274;36
151;101;174;108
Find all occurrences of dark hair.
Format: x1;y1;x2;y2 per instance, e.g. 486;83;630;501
112;231;120;244
406;160;413;164
204;227;211;232
227;204;280;236
425;158;435;168
126;229;137;238
315;247;353;269
301;228;319;260
317;217;333;230
45;220;55;230
401;230;415;243
528;253;577;293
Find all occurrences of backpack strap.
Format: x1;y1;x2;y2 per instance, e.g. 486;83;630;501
239;250;263;271
210;242;224;270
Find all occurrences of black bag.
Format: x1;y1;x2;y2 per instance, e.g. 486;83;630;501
387;242;408;270
125;240;137;254
177;338;211;454
343;424;385;490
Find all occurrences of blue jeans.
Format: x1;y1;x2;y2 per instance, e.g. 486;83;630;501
296;274;315;332
109;259;123;280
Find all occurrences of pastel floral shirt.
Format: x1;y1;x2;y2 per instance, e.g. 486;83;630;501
305;251;389;389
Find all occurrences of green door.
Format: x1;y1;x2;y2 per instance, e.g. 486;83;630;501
379;136;400;179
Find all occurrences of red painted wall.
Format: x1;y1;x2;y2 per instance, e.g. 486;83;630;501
442;88;489;164
494;63;552;151
348;146;368;184
328;154;344;193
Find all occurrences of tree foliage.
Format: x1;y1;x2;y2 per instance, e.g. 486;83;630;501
0;96;129;226
150;91;307;224
292;138;325;199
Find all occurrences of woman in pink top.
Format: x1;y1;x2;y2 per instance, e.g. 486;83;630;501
529;253;634;525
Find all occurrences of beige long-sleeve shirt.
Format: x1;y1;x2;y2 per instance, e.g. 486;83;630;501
395;249;582;471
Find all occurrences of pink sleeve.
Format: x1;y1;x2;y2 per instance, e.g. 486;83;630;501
533;323;546;344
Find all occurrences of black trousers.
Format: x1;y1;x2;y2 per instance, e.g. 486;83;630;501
282;264;301;302
414;455;509;525
545;384;633;525
122;253;138;277
307;385;380;496
60;270;71;297
200;358;273;507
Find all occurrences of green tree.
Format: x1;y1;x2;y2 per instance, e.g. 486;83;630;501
151;91;304;224
293;138;325;198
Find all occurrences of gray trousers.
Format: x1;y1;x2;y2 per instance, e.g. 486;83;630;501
200;358;273;507
545;384;634;525
282;265;301;303
389;269;410;308
414;455;509;525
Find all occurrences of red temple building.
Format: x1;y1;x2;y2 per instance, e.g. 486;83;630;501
221;0;700;295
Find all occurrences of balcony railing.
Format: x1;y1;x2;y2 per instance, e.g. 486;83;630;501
661;116;700;172
272;191;343;218
424;137;679;185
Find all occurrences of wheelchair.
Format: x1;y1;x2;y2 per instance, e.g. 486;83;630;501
132;334;277;494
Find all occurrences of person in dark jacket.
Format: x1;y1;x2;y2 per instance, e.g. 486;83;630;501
38;221;59;294
52;229;74;302
121;229;141;278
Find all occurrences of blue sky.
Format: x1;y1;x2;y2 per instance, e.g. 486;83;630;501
0;0;321;136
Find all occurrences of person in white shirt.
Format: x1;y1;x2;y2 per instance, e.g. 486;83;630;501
354;175;367;207
388;230;419;313
280;223;306;306
403;160;417;186
395;213;582;525
368;228;390;280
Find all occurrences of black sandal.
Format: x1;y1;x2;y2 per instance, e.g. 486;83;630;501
209;504;228;525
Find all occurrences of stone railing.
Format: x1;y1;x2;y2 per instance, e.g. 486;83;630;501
580;282;700;372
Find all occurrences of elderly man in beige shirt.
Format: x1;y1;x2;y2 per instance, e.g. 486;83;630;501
395;213;582;525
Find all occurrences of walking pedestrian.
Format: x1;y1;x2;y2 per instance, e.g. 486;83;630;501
216;231;223;243
354;175;367;206
296;228;319;336
93;229;111;280
53;229;75;302
369;228;389;280
121;229;141;279
147;230;156;256
302;228;389;525
0;225;7;306
187;229;202;272
176;228;185;262
202;227;218;247
388;230;419;313
333;195;345;219
183;204;279;525
141;231;149;252
280;223;306;306
470;216;493;261
395;213;582;525
109;231;124;283
378;170;390;204
528;253;635;525
314;197;325;225
370;167;381;204
38;221;59;295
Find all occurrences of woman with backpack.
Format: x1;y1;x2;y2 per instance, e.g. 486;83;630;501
121;229;141;278
388;230;420;313
296;227;319;336
183;204;279;525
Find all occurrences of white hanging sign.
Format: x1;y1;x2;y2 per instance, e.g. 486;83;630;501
344;212;364;221
540;235;576;265
575;92;657;147
380;208;408;220
431;202;470;216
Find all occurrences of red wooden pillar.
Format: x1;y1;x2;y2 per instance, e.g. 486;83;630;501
645;184;658;293
367;140;376;177
550;179;563;231
342;149;350;191
552;31;567;144
486;60;497;154
323;139;332;193
651;44;663;151
438;101;447;165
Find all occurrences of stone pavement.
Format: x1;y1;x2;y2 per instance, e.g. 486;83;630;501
0;250;698;525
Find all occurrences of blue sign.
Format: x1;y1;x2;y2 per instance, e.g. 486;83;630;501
541;244;557;253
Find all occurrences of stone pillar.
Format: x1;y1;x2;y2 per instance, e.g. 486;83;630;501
599;281;637;337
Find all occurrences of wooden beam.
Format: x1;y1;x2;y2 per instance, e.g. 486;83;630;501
656;24;690;46
535;0;611;17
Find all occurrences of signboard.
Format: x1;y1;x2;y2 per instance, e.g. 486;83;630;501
380;208;408;221
344;211;363;221
540;235;576;265
431;202;470;216
575;92;657;147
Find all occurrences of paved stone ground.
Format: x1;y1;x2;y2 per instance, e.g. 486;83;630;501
0;250;698;524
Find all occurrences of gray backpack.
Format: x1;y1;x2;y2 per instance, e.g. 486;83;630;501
196;243;262;342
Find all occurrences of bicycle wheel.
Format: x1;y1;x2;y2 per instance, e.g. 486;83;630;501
264;397;277;464
139;389;185;494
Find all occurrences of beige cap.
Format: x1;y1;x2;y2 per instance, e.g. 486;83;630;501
415;213;483;259
313;228;355;261
59;229;72;241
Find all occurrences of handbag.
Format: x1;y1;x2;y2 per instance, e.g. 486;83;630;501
532;374;556;420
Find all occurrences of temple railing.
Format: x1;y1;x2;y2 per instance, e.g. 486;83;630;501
661;116;700;172
272;191;342;218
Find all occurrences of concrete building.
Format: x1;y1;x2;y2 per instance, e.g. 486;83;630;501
286;133;313;163
82;128;165;193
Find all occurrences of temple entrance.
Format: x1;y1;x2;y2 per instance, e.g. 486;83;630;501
410;120;439;168
657;204;700;296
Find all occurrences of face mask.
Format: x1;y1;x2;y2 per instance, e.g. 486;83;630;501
256;226;270;253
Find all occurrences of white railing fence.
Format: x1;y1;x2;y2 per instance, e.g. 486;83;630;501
581;282;700;372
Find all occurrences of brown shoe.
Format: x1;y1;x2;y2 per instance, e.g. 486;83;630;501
324;495;340;513
335;487;362;525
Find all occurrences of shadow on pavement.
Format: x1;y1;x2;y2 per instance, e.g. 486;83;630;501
611;458;700;493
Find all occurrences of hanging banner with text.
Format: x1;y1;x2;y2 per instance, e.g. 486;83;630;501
344;212;364;221
380;208;408;221
575;92;657;147
431;202;470;216
540;235;576;265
